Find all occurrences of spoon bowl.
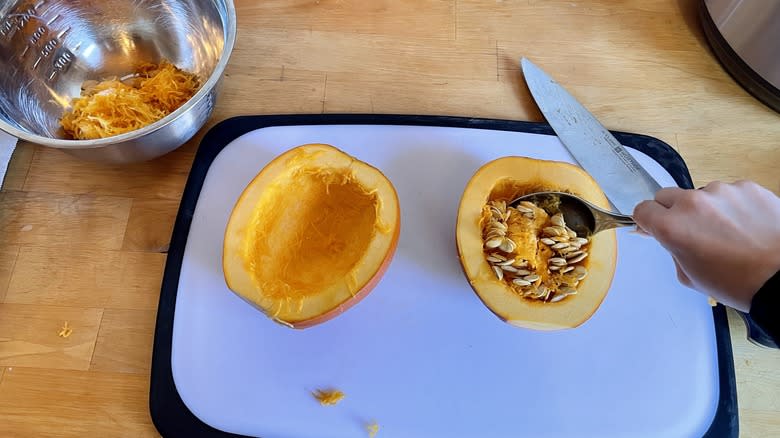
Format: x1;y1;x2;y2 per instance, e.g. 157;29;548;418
509;191;635;237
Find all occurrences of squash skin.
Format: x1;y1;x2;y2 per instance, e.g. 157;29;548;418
222;143;400;329
455;156;617;330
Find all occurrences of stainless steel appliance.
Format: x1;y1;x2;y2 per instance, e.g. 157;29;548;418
701;0;780;112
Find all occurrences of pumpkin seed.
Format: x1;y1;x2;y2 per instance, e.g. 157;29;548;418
543;226;564;237
498;238;516;253
492;265;504;280
549;257;567;266
486;228;505;237
519;201;536;209
513;279;532;287
550;293;568;303
552;242;569;250
540;237;556;246
567;252;588;264
551;213;565;227
490;220;508;232
485;237;503;248
559;246;578;254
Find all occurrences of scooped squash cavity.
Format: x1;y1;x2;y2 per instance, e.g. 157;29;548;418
223;143;400;329
455;156;617;330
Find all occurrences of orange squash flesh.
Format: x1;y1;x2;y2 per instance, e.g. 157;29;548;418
456;156;617;330
223;144;400;329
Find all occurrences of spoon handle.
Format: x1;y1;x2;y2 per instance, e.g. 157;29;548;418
593;212;636;233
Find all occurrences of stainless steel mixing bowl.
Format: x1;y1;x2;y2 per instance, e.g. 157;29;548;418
0;0;236;163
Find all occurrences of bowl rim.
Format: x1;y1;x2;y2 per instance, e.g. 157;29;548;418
0;0;238;150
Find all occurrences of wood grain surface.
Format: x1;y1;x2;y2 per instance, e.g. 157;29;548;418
1;1;779;436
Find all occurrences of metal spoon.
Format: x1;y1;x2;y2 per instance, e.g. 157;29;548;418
509;191;635;237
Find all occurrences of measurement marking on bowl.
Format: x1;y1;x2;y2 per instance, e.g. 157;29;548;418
0;18;13;37
35;0;46;9
40;37;59;59
15;11;31;32
32;56;42;70
14;8;37;32
19;45;29;58
56;27;70;40
46;14;60;27
0;8;34;38
1;3;40;38
30;25;47;44
50;50;74;81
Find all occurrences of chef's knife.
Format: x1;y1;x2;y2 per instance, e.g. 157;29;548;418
520;57;661;215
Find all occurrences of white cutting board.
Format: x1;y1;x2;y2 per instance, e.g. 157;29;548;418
171;124;719;438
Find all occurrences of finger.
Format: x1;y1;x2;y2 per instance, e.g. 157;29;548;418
700;180;726;193
654;187;687;208
630;225;652;237
632;200;669;237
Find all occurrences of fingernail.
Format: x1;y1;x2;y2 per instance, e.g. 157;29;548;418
630;226;652;237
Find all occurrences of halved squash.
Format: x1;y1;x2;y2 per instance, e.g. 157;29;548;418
456;156;617;330
223;143;400;329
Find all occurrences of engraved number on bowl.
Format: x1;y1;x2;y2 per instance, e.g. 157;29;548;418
41;38;58;58
31;26;47;44
53;50;72;70
1;6;37;38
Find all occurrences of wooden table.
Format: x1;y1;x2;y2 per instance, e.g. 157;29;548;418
1;1;778;436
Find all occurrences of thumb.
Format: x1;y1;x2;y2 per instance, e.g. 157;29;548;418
673;257;693;288
632;200;669;239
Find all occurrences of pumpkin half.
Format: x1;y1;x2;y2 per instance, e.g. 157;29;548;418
456;156;617;330
223;143;400;329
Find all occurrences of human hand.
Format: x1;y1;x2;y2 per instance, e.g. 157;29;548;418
633;180;780;312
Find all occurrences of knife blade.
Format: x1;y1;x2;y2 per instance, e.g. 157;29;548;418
520;57;661;215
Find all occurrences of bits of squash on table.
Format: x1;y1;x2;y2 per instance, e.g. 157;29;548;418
58;321;73;338
312;388;345;406
366;421;379;437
